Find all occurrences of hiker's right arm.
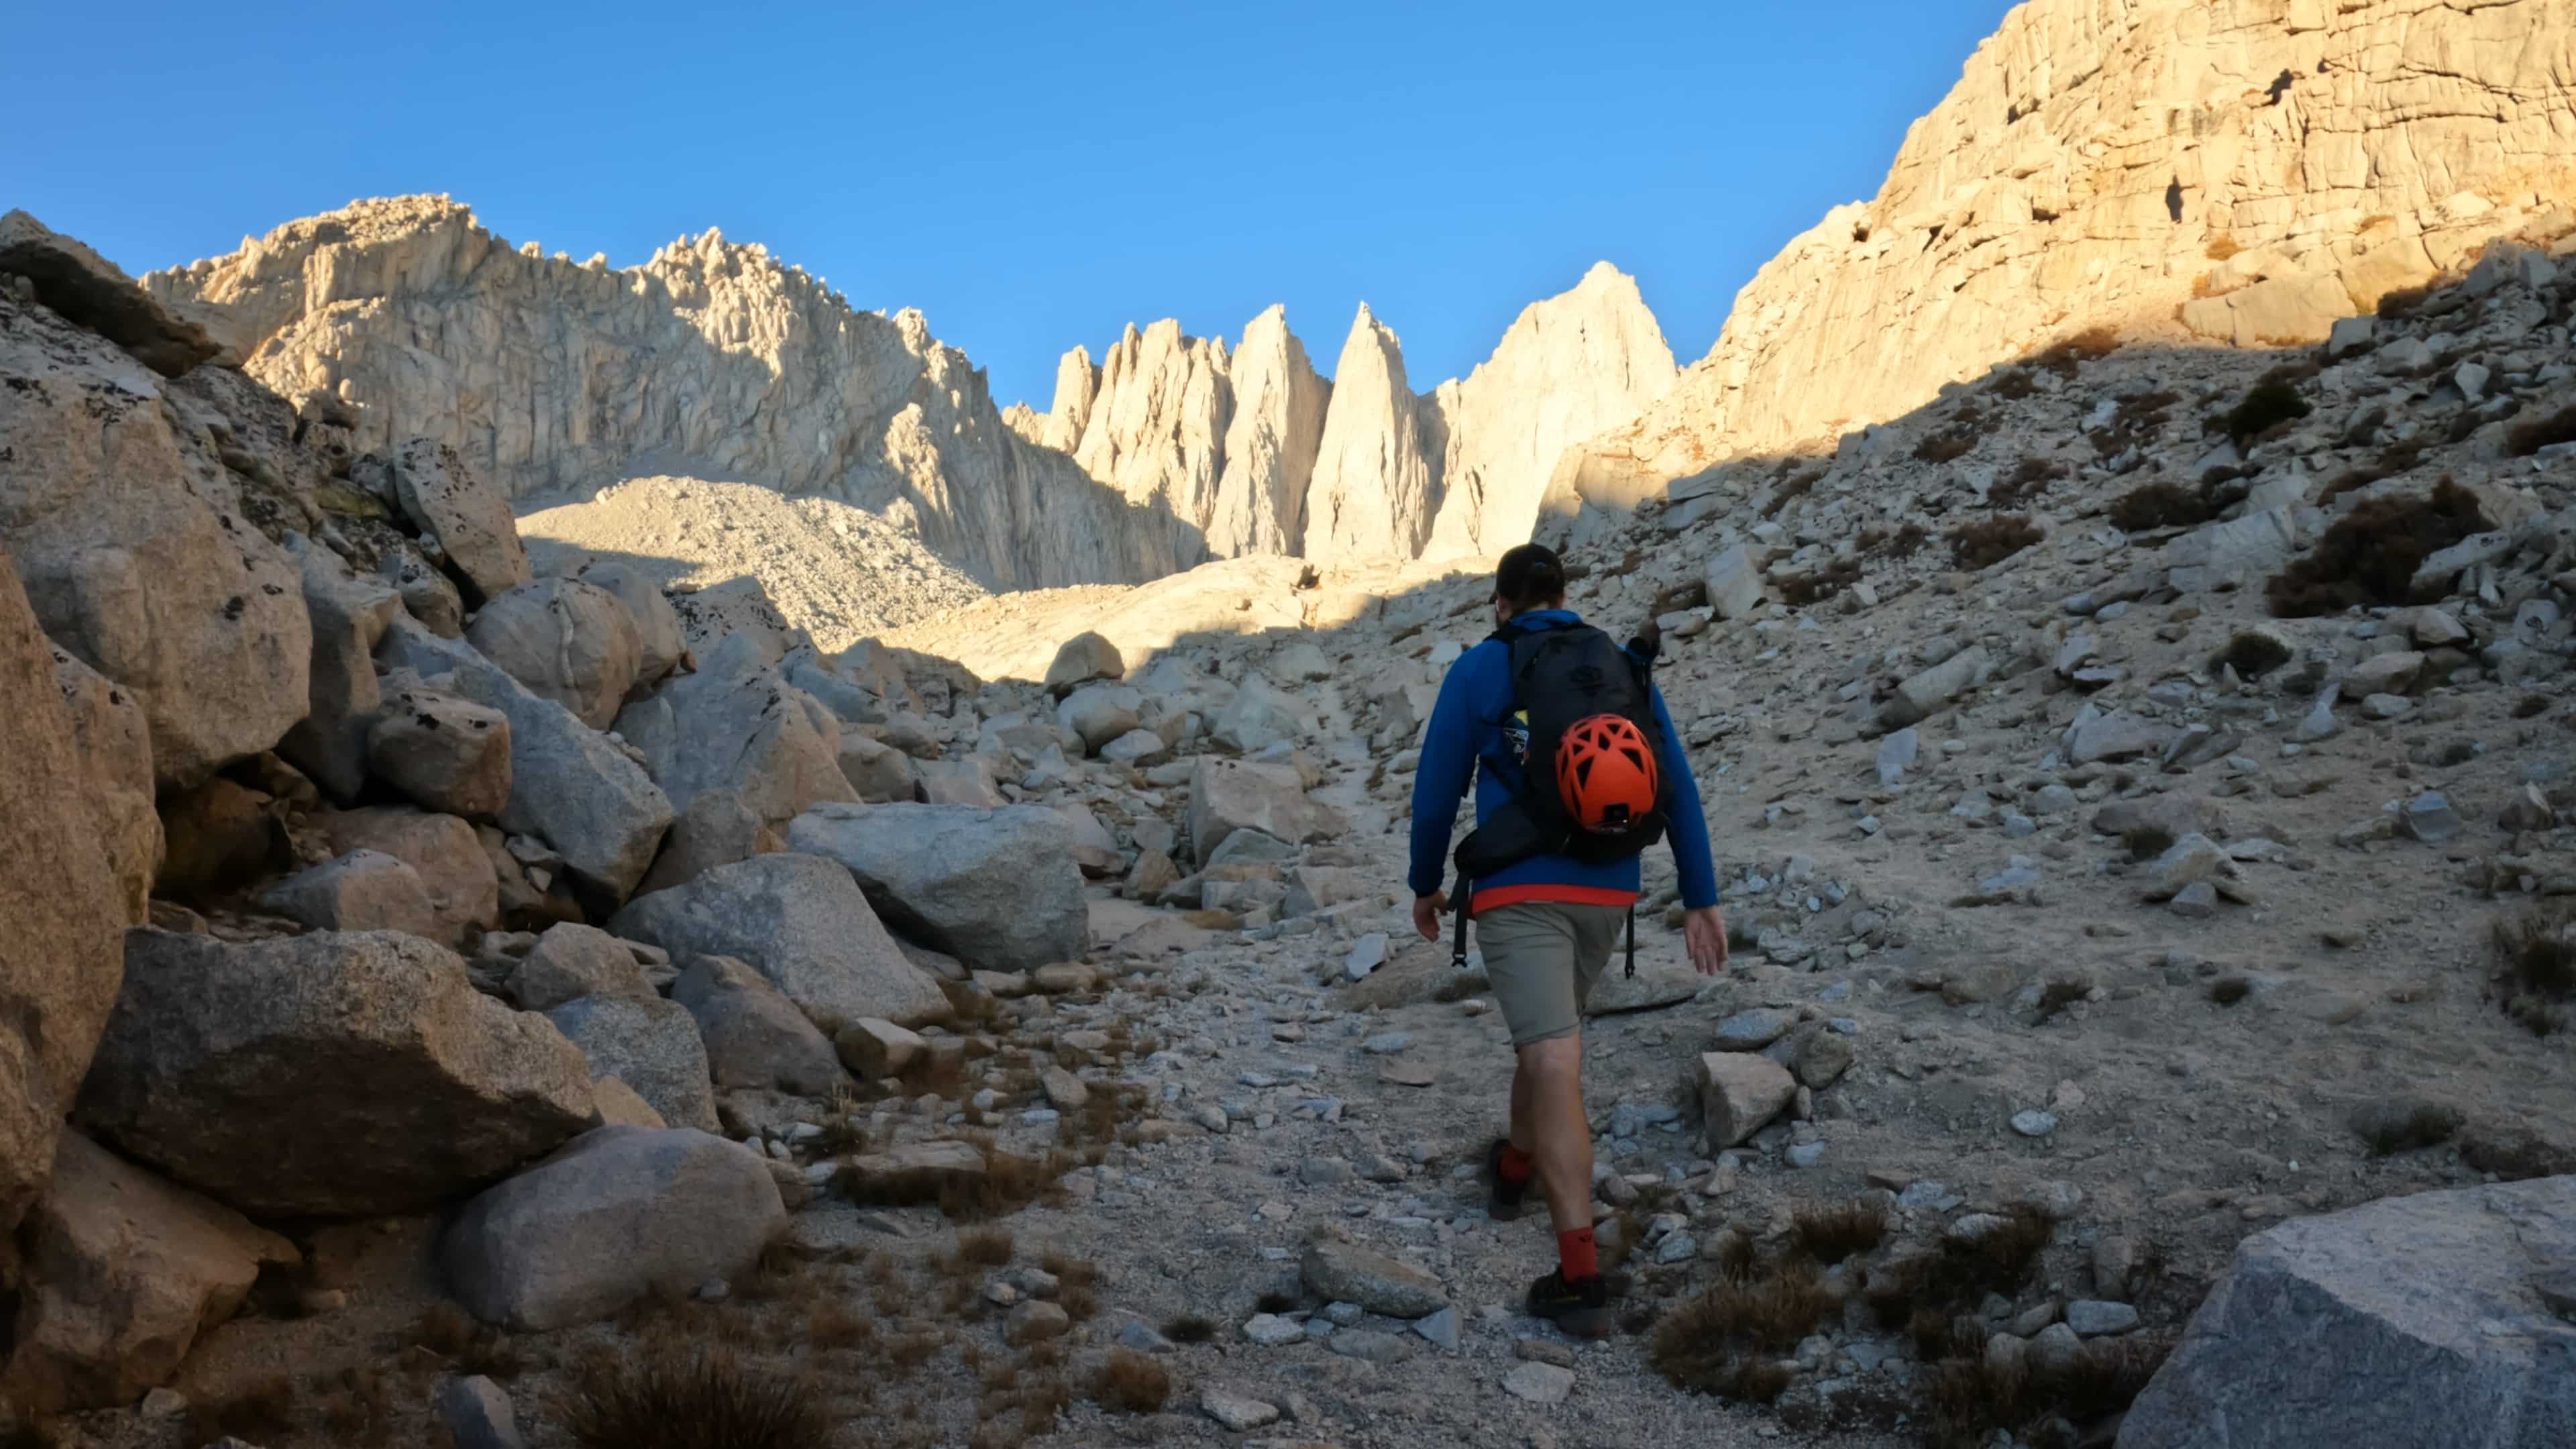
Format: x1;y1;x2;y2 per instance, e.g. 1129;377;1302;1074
1406;656;1483;900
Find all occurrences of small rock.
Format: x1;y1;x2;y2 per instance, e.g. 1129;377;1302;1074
437;1374;529;1449
2010;1110;2058;1138
2400;791;2463;844
1201;1386;1282;1432
1413;1306;1463;1350
1502;1360;1576;1405
2065;1299;2141;1336
2169;881;2218;918
2029;1322;2082;1375
1241;1313;1306;1346
1344;932;1389;981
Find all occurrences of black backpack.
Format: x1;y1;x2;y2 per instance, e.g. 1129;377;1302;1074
1452;617;1668;883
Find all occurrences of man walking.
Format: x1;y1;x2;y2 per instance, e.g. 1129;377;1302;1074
1407;543;1727;1337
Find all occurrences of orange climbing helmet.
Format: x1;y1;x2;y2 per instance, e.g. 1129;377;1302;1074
1554;712;1660;835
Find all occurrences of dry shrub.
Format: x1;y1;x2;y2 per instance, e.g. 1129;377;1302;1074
2515;694;2552;720
1871;1208;2054;1335
1162;1313;1218;1344
938;977;1001;1026
2210;630;2292;680
838;1139;1074;1223
2209;976;2252;1006
2217;378;2312;441
1992;369;2038;400
1776;557;1862;607
309;1362;398;1447
2205;232;2243;260
2457;1125;2576;1182
1647;1262;1837;1398
1762;468;1825;517
2505;403;2576;457
1707;1230;1758;1285
405;1301;478;1358
2033;326;2121;379
957;1228;1016;1267
2350;1097;2463;1155
1089;1350;1171;1413
189;1375;297;1444
2377;282;2433;319
2108;480;2214;533
1916;431;1978;465
1948;515;2043;571
1790;1199;1890;1265
886;1332;942;1370
1884;521;1929;558
1925;1334;2174;1448
2265;478;2491;617
1991;456;2068;508
806;1299;875;1350
2492;902;2576;1036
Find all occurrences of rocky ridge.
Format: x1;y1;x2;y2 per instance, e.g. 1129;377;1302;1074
140;196;1182;592
150;197;1676;590
1559;0;2576;529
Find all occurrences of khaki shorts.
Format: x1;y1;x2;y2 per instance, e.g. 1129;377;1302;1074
1476;900;1627;1046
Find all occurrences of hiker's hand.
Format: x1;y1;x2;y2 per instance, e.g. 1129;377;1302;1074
1683;906;1730;975
1411;892;1448;942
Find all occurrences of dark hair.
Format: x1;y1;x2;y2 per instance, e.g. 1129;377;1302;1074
1495;544;1567;613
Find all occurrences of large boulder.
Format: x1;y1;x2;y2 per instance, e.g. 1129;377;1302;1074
1057;683;1143;754
1211;671;1314;755
543;997;719;1134
255;849;441;938
570;559;685;688
2118;1175;2576;1449
0;209;218;375
506;922;653;1012
278;534;403;801
75;928;595;1217
46;641;160;920
0;553;127;1233
1;1133;297;1413
366;439;529;607
0;288;311;788
466;578;643;731
1189;756;1339;866
838;731;918;803
1044;631;1124;696
606;853;950;1028
613;633;855;826
633;788;782;898
444;1127;784;1330
378;618;674;905
672;955;847;1098
786;802;1087;973
319;806;500;948
368;679;512;819
156;776;288;901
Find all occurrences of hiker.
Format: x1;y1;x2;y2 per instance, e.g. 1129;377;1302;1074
1406;542;1727;1338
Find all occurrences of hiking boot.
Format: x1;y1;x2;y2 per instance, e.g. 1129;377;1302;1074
1484;1138;1529;1222
1526;1269;1612;1338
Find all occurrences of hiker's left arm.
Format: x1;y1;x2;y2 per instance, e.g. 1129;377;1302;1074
1650;687;1721;911
1406;658;1482;901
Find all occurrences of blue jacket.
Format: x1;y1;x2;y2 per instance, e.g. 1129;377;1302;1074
1406;608;1721;912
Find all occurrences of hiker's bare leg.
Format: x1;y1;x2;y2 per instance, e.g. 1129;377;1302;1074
1515;1033;1591;1230
1508;1049;1535;1155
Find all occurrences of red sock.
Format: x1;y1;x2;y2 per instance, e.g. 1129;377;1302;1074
1497;1144;1536;1184
1556;1225;1599;1282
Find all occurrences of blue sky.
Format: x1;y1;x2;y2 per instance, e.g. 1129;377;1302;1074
12;1;2015;407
